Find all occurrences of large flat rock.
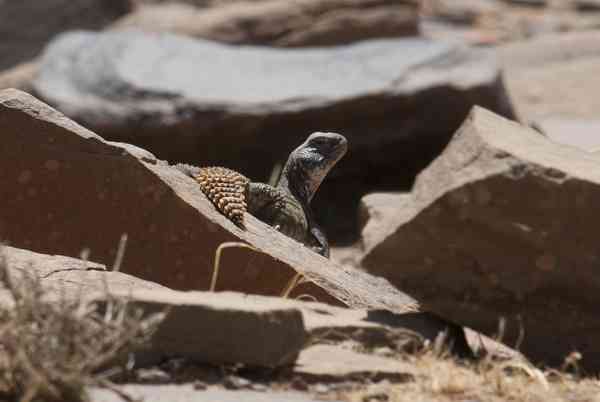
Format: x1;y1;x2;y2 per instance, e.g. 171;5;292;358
0;88;418;314
0;0;131;71
32;29;515;240
361;106;600;370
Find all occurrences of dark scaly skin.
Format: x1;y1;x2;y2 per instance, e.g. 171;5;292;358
247;132;347;257
179;132;347;257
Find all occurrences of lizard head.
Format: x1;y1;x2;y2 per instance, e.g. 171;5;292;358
281;132;348;203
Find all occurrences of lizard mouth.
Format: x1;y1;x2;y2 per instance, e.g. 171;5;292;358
329;134;348;162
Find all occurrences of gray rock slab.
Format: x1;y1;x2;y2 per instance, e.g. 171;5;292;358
361;106;600;370
35;30;462;107
90;386;333;402
33;29;515;240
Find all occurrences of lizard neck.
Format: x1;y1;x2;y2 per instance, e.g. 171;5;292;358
277;161;314;206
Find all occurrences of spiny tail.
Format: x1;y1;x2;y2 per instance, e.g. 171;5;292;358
194;167;250;228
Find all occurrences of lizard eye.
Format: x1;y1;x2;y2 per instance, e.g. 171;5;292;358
310;138;327;147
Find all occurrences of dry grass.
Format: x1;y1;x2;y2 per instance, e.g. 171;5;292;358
0;251;164;402
349;349;600;402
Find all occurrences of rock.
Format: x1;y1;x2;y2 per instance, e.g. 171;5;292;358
503;0;546;6
361;106;600;370
1;242;504;366
33;30;516;240
1;245;305;367
0;0;132;71
0;245;168;307
359;193;413;251
273;298;476;358
112;289;307;367
0;243;478;367
295;345;414;381
90;386;334;402
114;0;419;47
576;0;600;11
0;60;38;92
534;118;600;152
500;32;600;123
505;55;600;122
499;31;600;70
0;88;419;313
421;0;501;25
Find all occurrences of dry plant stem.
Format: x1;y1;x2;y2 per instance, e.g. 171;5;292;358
210;241;303;298
0;245;164;402
280;272;304;299
210;242;258;292
112;233;129;273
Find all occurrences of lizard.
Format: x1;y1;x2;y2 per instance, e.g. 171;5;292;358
177;132;347;258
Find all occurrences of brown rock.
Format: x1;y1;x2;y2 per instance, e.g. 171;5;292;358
421;0;501;25
1;243;518;367
1;246;302;367
0;245;167;305
361;106;600;370
0;88;418;313
576;0;600;11
0;0;132;71
111;289;307;367
114;0;418;47
0;244;471;366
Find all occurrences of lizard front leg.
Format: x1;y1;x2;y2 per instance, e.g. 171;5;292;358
247;182;309;245
310;225;329;258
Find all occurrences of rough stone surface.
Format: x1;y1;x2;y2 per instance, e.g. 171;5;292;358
361;106;600;370
0;88;418;313
296;344;414;381
1;243;519;368
0;245;305;367
0;245;167;307
33;30;515;240
110;289;307;367
0;0;132;71
114;0;419;47
90;386;335;402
